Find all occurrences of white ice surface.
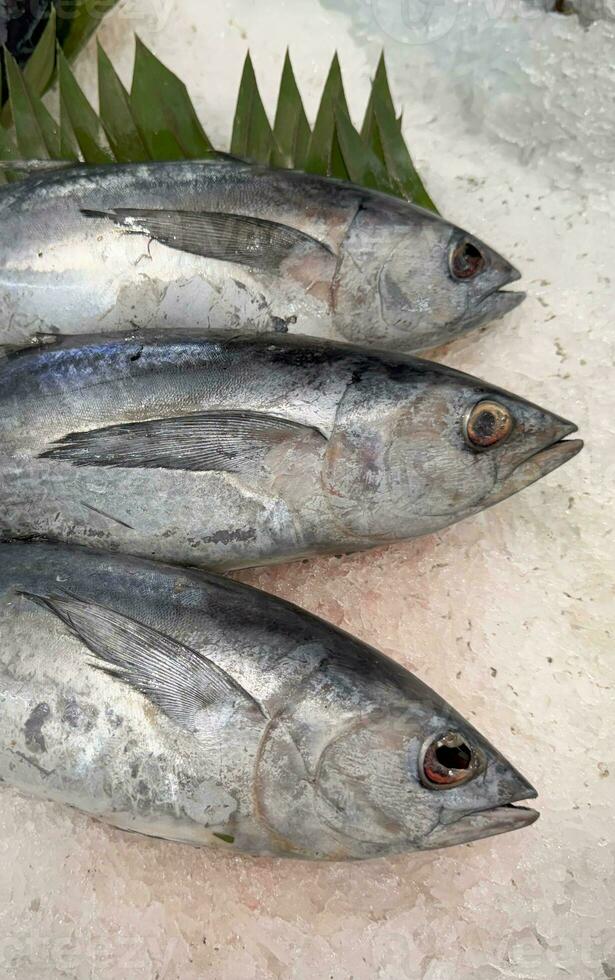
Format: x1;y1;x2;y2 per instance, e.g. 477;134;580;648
0;1;614;978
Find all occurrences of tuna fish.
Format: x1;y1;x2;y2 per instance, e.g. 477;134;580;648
0;160;524;351
0;541;539;859
0;332;582;570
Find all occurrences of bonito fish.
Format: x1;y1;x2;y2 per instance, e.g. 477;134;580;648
0;160;524;351
0;332;582;570
0;541;539;859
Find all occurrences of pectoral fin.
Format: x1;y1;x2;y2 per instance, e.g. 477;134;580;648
39;410;323;472
81;207;334;274
21;592;263;730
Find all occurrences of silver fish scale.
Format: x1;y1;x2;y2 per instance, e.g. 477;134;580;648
0;161;524;350
0;332;580;570
0;542;538;859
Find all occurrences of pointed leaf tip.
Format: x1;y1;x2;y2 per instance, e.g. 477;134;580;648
0;28;437;213
273;50;310;169
5;50;60;159
130;39;212;160
304;52;350;177
231;50;273;165
98;42;149;162
58;47;114;164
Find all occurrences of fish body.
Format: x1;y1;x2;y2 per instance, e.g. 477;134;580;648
0;332;582;570
0;541;538;859
0;161;524;351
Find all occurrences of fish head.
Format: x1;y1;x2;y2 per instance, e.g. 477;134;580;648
323;360;583;539
253;642;537;859
333;200;524;351
314;662;539;853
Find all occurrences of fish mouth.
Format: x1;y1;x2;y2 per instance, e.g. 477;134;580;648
426;803;539;849
505;427;583;493
452;275;526;338
425;784;539;850
478;288;527;319
486;420;583;507
477;265;526;319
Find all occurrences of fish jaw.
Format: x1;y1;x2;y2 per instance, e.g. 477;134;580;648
486;426;583;508
423;775;539;850
475;285;527;323
447;273;526;344
401;276;526;353
423;803;539;850
507;436;584;489
472;258;526;323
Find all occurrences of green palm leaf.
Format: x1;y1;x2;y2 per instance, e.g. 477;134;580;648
1;1;121;112
0;23;438;214
58;48;114;164
130;38;212;160
60;0;122;63
98;43;149;163
231;52;274;165
22;6;57;98
5;49;59;158
305;54;349;180
272;51;310;170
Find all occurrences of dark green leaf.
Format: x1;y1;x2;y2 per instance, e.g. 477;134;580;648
367;53;438;212
361;52;395;168
304;53;350;178
272;50;310;169
0;33;438;215
334;103;392;194
366;53;397;128
131;38;212;160
0;122;19;183
61;0;122;63
58;91;81;161
58;46;113;163
329;129;349;181
373;106;437;212
0;122;18;159
0;7;57;127
23;6;58;97
98;42;149;162
231;52;273;165
5;50;60;158
212;832;235;844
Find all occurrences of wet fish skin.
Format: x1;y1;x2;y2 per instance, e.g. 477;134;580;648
0;541;538;859
0;332;582;571
0;160;524;352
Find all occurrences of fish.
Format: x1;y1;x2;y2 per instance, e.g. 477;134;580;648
0;332;582;571
0;160;525;352
0;540;539;859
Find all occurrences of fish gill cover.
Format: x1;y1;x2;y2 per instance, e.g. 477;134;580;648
0;4;438;212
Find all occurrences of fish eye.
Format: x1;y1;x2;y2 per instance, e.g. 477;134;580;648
464;400;514;450
450;239;486;280
420;732;481;789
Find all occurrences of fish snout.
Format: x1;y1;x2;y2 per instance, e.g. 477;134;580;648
424;768;539;850
491;414;582;503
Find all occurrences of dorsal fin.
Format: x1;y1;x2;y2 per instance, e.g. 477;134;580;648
21;592;264;730
39;409;324;472
80;207;335;274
